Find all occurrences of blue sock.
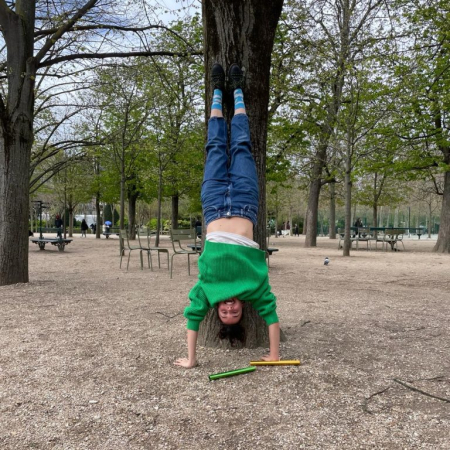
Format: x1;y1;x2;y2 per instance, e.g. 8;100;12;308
212;89;223;111
234;88;245;110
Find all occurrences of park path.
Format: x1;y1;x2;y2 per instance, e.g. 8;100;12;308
0;234;449;449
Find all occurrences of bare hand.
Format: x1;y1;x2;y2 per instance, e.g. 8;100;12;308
261;354;280;362
174;358;197;368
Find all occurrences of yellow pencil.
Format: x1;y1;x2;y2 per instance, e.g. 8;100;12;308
249;360;301;366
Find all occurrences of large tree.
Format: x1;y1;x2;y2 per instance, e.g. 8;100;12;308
391;0;450;252
197;0;284;349
0;0;200;285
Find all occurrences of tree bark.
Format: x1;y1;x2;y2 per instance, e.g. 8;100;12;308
200;0;284;349
0;1;36;285
95;194;101;238
329;182;336;238
305;144;327;247
171;194;179;229
127;183;138;239
343;133;352;256
119;152;126;230
68;202;74;237
155;167;163;247
433;170;450;252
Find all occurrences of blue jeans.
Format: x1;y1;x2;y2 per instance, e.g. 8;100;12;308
201;114;259;227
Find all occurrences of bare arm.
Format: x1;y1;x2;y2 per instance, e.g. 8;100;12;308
261;322;280;361
174;329;198;368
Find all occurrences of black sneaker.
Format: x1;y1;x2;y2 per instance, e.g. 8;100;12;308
211;63;225;91
228;63;244;91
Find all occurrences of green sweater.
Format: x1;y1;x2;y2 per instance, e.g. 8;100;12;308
184;240;278;331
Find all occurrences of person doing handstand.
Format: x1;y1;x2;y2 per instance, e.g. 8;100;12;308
175;63;280;369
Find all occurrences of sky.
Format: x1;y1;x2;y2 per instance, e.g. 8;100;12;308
155;0;200;24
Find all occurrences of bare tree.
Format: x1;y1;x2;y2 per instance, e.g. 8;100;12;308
0;0;200;285
300;0;389;247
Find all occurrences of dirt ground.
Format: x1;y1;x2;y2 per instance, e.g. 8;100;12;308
1;232;449;450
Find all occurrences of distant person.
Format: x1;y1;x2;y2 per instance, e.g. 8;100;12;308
354;217;363;237
90;223;97;234
81;219;89;237
195;218;202;238
293;224;299;236
55;215;63;237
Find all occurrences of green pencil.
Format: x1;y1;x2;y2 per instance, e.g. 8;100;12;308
208;366;256;381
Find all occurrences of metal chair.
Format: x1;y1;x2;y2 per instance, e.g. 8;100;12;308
395;229;406;251
148;230;170;270
384;229;406;251
119;229;143;270
337;228;358;249
169;228;199;279
356;227;373;250
137;228;153;270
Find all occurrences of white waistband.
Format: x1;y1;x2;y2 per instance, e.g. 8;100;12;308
205;231;259;248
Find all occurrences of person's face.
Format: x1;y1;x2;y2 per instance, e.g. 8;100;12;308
217;297;243;325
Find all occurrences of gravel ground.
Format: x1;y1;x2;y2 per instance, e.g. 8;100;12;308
1;233;449;450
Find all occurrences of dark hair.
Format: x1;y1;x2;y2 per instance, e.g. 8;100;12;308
218;322;246;346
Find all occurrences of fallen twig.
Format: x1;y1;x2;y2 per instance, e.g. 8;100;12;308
393;378;450;403
156;312;182;320
362;387;390;414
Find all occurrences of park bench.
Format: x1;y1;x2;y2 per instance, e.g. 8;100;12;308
102;227;120;238
30;229;72;251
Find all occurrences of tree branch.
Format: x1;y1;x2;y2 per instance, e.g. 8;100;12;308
393;378;450;403
34;0;99;64
34;24;195;50
38;50;202;68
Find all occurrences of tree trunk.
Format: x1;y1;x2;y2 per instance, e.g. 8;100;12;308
120;157;125;230
95;193;101;239
0;128;32;284
343;146;352;256
302;203;308;235
0;2;36;285
372;203;378;239
427;202;432;238
305;0;351;248
329;182;336;239
200;0;283;349
128;187;138;239
305;152;325;247
171;194;179;229
68;201;74;237
154;168;162;247
433;170;450;252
